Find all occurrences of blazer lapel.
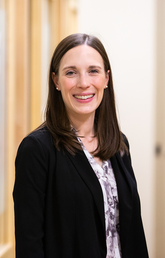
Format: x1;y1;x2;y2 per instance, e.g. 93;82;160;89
66;149;106;232
111;153;134;250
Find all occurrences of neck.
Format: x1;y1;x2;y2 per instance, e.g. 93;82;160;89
69;113;95;138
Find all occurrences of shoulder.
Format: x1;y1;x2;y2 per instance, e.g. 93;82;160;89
16;126;55;164
118;133;130;158
20;126;53;149
27;126;53;146
119;133;137;183
122;133;130;150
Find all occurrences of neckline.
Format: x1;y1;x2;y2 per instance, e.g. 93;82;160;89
77;136;104;169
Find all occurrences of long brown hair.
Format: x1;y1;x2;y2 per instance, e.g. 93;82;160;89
44;33;126;159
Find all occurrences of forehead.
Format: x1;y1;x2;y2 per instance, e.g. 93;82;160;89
59;45;104;69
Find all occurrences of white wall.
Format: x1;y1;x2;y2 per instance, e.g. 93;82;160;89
78;1;156;257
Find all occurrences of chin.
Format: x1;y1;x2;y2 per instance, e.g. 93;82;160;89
77;110;95;116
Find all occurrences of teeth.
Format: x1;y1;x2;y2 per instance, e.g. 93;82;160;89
74;94;94;100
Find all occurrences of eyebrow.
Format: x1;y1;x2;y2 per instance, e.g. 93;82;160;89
62;65;102;71
88;65;102;69
62;66;76;71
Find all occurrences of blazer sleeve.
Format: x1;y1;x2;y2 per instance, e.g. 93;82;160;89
13;135;49;258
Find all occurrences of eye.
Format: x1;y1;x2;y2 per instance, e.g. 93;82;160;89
90;69;99;74
66;70;76;76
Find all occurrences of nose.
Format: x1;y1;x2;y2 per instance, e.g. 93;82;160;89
77;73;90;88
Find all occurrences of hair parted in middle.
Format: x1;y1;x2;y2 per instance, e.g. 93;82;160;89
44;33;126;160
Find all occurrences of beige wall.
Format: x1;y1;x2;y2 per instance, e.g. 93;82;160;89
78;0;156;257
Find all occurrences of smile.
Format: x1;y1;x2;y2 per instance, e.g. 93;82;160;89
74;94;94;100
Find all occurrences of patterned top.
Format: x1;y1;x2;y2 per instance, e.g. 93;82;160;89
78;138;122;258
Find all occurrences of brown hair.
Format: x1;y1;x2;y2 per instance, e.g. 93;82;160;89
44;33;126;159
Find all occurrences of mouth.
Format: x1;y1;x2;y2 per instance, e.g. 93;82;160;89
73;94;95;100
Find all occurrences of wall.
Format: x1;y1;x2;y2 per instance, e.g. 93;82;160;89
78;1;156;257
155;0;165;257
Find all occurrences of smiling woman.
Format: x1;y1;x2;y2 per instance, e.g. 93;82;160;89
45;34;124;159
52;45;109;124
13;33;149;258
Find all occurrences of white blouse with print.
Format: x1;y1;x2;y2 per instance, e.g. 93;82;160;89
78;138;122;258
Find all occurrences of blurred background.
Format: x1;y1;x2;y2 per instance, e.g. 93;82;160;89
0;0;165;257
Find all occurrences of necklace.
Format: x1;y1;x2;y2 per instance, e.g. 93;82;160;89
78;135;96;138
71;125;96;138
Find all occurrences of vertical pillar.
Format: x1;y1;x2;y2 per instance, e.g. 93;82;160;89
5;0;16;246
48;0;60;56
0;0;6;246
60;0;77;40
30;0;42;130
15;0;30;143
5;0;30;249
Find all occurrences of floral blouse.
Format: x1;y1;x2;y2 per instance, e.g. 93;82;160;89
78;138;122;258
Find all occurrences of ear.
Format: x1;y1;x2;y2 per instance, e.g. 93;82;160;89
104;70;110;89
52;72;60;91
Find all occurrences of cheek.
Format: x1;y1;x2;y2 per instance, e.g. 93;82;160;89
59;78;75;92
91;76;106;89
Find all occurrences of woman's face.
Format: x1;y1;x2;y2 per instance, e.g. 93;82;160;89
52;45;109;121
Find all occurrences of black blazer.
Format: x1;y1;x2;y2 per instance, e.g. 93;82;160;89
13;127;149;258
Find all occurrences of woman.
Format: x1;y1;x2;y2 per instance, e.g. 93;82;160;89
13;33;149;258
